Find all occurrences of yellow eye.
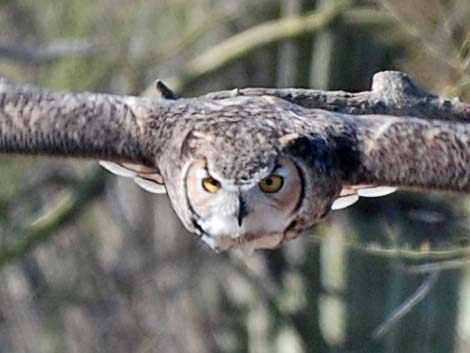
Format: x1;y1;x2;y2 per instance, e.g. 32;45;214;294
202;177;221;193
259;175;284;193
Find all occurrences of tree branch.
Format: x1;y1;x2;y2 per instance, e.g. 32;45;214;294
0;77;159;165
1;70;470;252
202;71;470;122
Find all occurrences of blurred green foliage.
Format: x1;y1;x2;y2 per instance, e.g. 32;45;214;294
0;1;469;353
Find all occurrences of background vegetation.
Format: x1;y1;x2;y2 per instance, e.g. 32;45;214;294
0;0;469;352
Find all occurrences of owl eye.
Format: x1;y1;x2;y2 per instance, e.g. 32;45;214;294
202;177;221;193
259;175;284;193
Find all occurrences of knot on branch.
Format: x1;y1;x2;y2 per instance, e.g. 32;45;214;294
371;71;433;100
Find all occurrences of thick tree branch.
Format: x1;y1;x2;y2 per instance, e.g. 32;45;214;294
0;77;161;165
202;71;470;122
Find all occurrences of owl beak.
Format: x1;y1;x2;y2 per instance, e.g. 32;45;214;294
237;196;248;227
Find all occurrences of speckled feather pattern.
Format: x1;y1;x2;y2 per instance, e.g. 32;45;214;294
1;76;470;249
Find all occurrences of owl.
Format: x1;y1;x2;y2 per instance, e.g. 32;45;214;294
1;76;469;251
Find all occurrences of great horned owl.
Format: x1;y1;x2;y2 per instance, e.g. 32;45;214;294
1;78;469;251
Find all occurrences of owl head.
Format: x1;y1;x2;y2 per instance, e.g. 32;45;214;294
101;96;396;252
155;96;344;251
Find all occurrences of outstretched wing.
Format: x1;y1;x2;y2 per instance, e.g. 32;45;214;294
0;77;171;166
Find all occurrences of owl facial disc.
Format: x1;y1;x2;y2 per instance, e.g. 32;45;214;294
185;157;302;251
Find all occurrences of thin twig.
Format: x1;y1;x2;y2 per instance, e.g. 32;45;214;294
372;271;440;339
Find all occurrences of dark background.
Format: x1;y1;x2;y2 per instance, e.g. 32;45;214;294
0;0;469;352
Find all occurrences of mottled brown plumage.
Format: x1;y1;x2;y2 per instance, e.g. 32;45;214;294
1;72;469;251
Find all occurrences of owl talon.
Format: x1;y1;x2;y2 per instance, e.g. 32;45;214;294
332;185;398;211
99;161;136;178
331;195;360;210
356;186;397;197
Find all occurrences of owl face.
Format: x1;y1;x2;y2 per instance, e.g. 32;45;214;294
185;156;303;251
